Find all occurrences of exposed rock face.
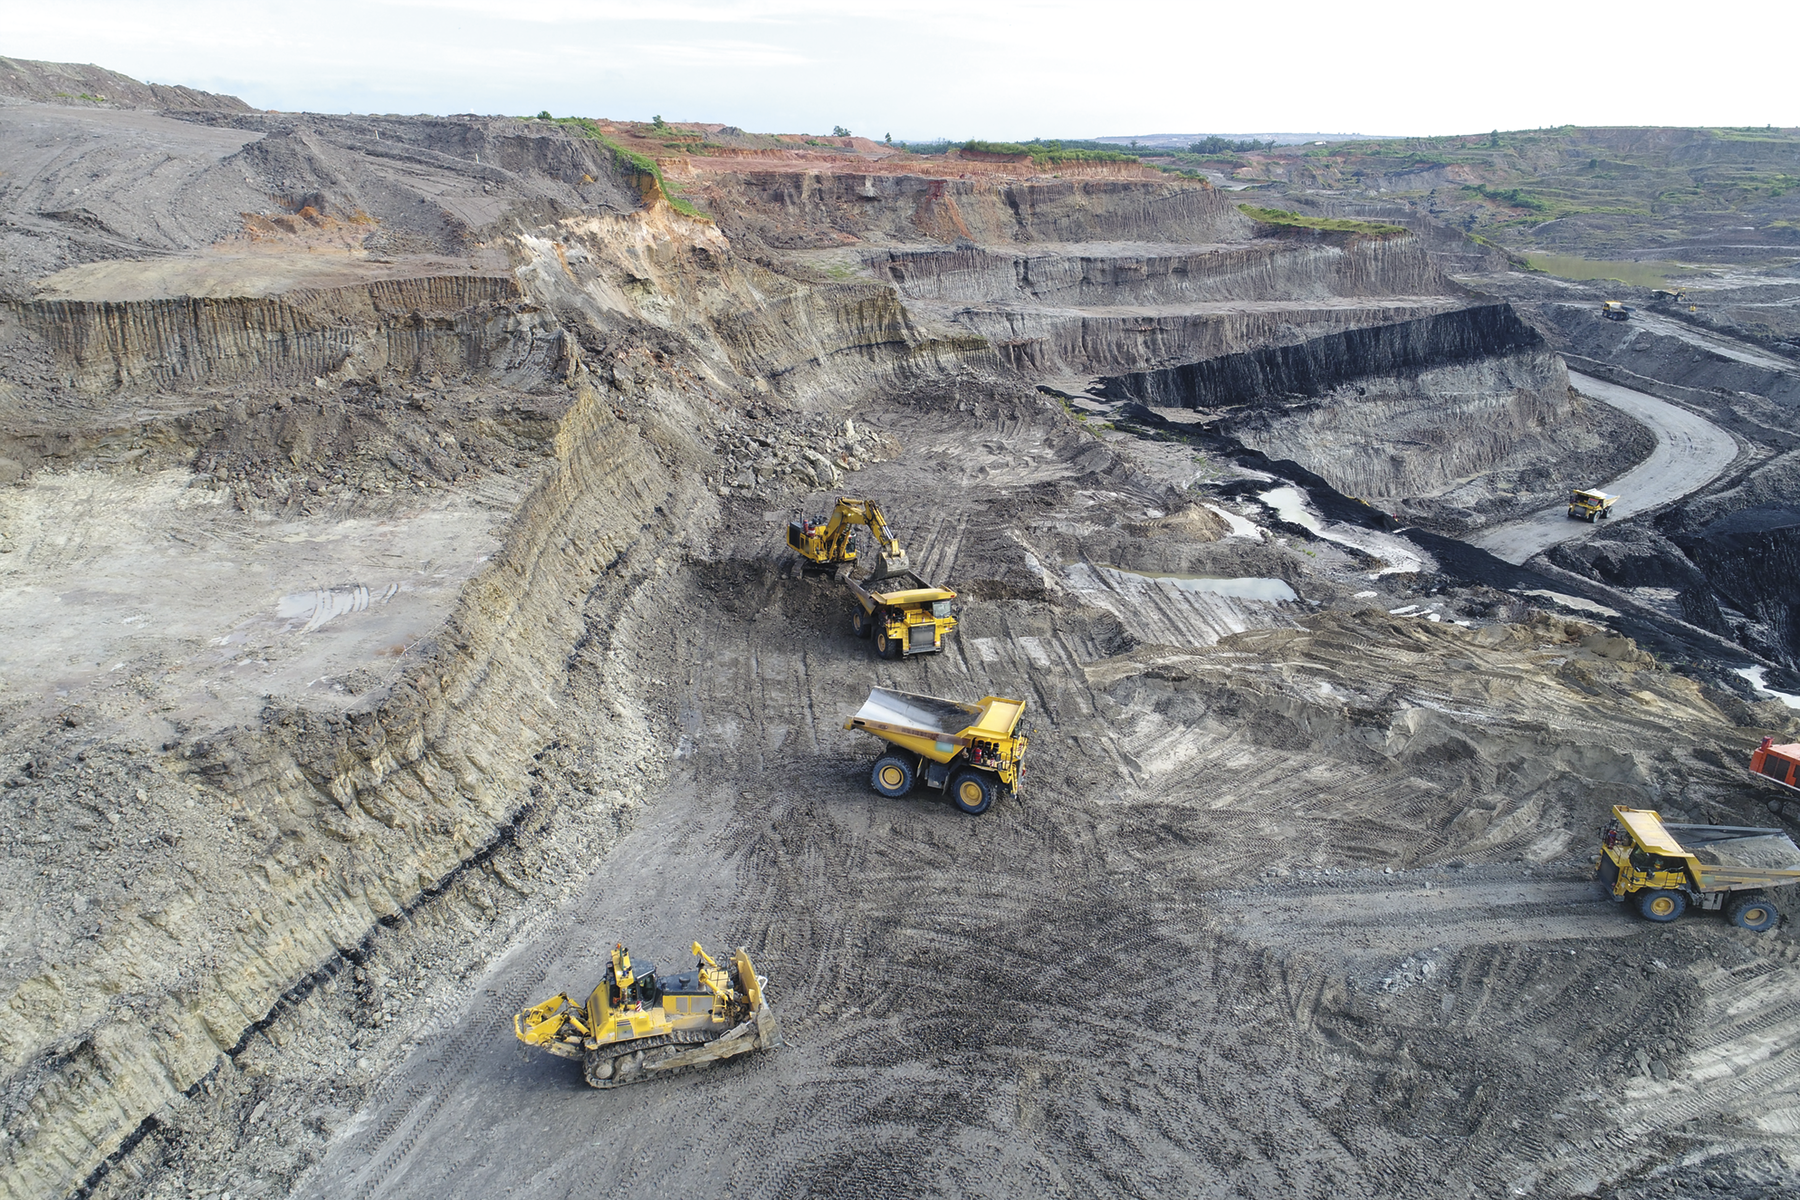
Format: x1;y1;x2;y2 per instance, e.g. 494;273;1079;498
10;277;531;393
872;234;1452;306
693;172;1255;248
1095;305;1654;532
1680;507;1800;666
1099;304;1545;407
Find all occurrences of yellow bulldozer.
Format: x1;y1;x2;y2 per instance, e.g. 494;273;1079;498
515;941;781;1088
844;686;1029;814
1596;805;1800;931
787;497;958;658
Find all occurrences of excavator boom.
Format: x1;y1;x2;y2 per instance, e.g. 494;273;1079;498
788;497;910;578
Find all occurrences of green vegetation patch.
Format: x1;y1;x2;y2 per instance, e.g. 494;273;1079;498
1521;253;1685;289
1237;205;1407;237
556;119;710;221
963;139;1138;165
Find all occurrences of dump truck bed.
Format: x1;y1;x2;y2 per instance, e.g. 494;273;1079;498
1618;808;1800;890
847;568;955;606
845;687;1024;764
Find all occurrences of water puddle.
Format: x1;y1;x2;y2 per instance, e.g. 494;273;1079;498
276;583;401;633
1257;486;1429;576
1521;589;1621;619
1735;666;1800;711
1100;566;1296;602
1202;503;1262;539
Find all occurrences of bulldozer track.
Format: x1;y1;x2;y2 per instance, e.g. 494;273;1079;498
582;1029;731;1089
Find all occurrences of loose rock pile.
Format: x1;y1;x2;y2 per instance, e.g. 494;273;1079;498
715;414;901;497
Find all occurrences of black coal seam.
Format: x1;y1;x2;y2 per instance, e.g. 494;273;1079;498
1093;303;1542;409
66;798;533;1200
1109;407;1765;670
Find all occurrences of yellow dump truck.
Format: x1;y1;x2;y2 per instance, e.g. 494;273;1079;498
1567;488;1618;522
848;569;957;658
1600;300;1634;322
844;686;1029;814
1596;805;1800;931
515;941;780;1088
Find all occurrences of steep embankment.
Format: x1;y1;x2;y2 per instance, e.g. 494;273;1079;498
1097;304;1655;532
0;109;981;1199
693;172;1255;248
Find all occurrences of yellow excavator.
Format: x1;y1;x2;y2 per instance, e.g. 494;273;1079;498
787;497;911;578
514;941;781;1088
788;498;958;658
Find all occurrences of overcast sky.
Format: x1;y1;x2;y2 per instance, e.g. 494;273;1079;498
5;1;1794;139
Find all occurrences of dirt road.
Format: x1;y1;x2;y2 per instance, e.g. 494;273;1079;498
1469;370;1738;564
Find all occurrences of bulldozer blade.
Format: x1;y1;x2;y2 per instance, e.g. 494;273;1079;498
644;1004;782;1074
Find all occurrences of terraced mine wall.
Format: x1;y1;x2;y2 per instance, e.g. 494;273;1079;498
872;232;1451;306
0;192;987;1197
692;172;1254;248
5;277;535;394
0;362;713;1200
1096;304;1652;530
1097;303;1544;408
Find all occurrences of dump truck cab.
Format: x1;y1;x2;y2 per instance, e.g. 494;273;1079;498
844;687;1028;814
1567;488;1618;522
847;569;957;658
1596;805;1800;931
1600;300;1633;322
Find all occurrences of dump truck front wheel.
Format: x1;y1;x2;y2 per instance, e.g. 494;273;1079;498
876;629;901;660
1638;889;1687;922
1727;892;1778;932
949;771;994;815
871;754;916;798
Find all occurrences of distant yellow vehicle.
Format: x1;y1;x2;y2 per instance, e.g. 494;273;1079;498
1567;488;1617;522
1600;300;1633;322
844;686;1029;814
515;941;780;1088
1597;806;1800;931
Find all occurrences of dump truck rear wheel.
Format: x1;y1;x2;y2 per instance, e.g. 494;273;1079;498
1638;889;1687;922
851;608;871;639
1727;892;1778;932
871;754;916;798
949;771;993;815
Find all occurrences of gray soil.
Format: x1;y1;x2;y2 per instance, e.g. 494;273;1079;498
3;58;1800;1200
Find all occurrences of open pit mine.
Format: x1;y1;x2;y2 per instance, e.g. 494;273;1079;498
2;57;1800;1200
